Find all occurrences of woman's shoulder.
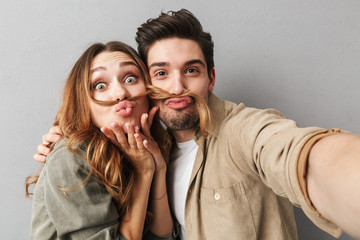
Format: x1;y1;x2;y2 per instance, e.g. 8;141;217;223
45;138;90;183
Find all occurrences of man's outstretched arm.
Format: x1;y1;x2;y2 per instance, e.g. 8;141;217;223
307;133;360;239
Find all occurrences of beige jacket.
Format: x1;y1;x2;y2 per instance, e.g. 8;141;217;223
182;93;341;239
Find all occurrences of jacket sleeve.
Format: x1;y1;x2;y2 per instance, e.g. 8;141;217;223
43;144;126;239
143;217;180;240
226;105;341;236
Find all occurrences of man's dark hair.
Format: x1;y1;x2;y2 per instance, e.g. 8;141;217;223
136;9;214;77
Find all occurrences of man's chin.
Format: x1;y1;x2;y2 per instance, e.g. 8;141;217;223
159;111;199;131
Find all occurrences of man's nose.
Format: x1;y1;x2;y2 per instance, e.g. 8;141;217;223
169;72;185;95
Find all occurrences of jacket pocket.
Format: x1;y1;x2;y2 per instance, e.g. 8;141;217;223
199;182;257;239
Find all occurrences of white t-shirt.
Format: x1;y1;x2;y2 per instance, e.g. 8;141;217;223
167;139;198;240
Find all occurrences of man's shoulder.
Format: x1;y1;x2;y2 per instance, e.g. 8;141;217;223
210;94;286;129
209;93;254;115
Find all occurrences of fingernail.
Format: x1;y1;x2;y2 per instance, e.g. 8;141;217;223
111;123;116;128
126;123;130;128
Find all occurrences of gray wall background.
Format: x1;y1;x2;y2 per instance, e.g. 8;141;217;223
1;0;359;239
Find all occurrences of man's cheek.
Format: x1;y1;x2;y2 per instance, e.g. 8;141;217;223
150;80;162;88
152;100;163;110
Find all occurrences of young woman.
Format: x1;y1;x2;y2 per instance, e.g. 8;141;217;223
26;41;174;240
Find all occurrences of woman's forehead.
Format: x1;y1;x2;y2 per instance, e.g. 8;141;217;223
91;51;135;69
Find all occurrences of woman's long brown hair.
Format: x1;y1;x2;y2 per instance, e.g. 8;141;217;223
25;41;171;223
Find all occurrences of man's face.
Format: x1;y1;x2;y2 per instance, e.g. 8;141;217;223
147;37;215;133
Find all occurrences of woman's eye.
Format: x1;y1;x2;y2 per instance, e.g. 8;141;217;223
124;76;137;84
94;82;107;90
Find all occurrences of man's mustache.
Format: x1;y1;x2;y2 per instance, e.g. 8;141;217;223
146;85;196;103
147;85;212;137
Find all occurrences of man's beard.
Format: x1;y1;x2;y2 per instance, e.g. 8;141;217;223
147;86;211;135
158;103;199;131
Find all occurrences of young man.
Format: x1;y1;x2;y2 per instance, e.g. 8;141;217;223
36;9;360;240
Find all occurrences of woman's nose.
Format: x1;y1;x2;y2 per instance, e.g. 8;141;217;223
112;80;129;101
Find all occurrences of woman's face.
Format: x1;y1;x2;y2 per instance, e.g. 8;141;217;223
89;51;149;133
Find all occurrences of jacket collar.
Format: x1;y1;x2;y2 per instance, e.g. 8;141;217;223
194;93;225;140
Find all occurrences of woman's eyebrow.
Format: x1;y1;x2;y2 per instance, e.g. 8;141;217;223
90;61;138;74
90;66;106;74
120;61;138;68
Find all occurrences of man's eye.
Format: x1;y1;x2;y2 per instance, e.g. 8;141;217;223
94;82;107;90
155;71;166;76
124;76;137;83
187;68;198;73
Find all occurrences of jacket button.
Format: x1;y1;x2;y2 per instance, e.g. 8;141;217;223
214;192;220;200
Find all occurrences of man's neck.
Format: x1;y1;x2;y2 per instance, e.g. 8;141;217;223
171;128;196;143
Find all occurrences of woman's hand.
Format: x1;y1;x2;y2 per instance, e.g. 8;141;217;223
101;107;166;173
102;122;155;175
139;106;167;172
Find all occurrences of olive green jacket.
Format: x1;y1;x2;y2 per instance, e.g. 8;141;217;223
29;139;176;240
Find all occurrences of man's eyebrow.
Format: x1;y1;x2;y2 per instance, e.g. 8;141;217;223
185;59;205;67
148;59;205;70
148;62;169;69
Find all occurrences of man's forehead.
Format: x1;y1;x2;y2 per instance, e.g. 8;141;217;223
147;37;205;67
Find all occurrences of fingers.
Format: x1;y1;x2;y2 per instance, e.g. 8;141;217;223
140;113;150;138
125;123;136;148
141;106;158;138
134;132;145;151
101;127;120;148
41;132;61;145
103;123;150;156
35;126;61;164
148;106;158;127
34;142;51;163
37;143;51;156
49;125;61;134
33;153;46;163
110;123;128;148
143;139;165;171
143;138;160;156
143;139;155;153
42;126;62;144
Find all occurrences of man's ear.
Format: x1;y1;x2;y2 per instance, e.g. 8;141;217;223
208;68;215;92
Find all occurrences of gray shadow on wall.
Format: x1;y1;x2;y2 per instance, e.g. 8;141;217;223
294;207;356;240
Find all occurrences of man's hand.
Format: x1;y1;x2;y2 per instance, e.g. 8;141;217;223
33;126;62;163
